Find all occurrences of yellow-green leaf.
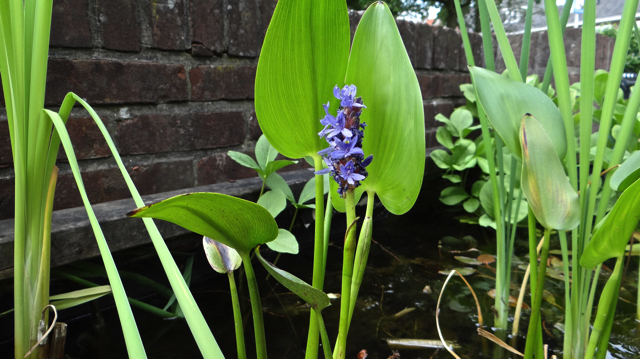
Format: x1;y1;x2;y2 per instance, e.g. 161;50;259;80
520;115;579;230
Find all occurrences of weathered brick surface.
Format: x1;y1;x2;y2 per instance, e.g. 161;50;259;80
259;0;278;36
46;59;188;105
117;112;245;154
190;0;225;53
191;44;214;57
0;121;11;167
469;32;484;68
249;111;262;140
228;0;262;57
197;152;258;186
397;20;416;66
0;177;14;219
50;0;92;48
424;99;464;128
57;117;112;162
150;0;190;50
445;28;462;71
98;0;141;52
53;159;194;211
416;23;433;69
418;74;443;99
190;65;256;101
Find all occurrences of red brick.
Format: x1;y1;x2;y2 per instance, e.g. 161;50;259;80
57;117;112;162
532;31;550;72
190;0;225;54
424;100;457;128
117;112;245;155
151;0;190;50
396;19;416;67
50;0;92;48
190;65;256;101
563;28;581;68
432;26;447;69
425;129;438;148
0;120;11;167
469;32;484;68
197;152;257;186
46;59;188;105
442;74;470;97
249;111;262;140
53;160;195;211
228;0;262;57
417;74;443;99
0;176;14;220
446;28;462;71
416;23;434;69
259;0;278;36
191;44;214;57
98;0;141;52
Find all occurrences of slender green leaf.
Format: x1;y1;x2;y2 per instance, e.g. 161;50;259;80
266;229;299;254
255;0;350;159
228;151;260;171
581;178;640;268
469;66;566;160
265;160;297;178
256;248;329;310
520;115;579;230
203;237;242;274
129;193;278;254
255;134;279;170
265;172;295;202
298;177;317;205
610;151;640;192
257;190;287;218
436;126;454;149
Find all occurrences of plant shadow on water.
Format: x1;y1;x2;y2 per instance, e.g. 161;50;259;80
1;176;639;358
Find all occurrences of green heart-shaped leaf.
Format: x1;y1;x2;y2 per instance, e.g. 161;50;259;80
266;229;299;255
128;193;278;254
257;190;287;218
520;115;579;230
256;248;329;310
581;177;640;268
333;2;425;214
255;0;350;159
469;66;566;160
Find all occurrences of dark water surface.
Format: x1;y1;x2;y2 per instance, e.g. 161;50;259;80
1;183;639;358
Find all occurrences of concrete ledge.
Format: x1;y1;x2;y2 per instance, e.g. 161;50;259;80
0;169;315;279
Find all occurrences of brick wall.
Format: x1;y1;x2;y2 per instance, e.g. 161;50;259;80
0;1;614;220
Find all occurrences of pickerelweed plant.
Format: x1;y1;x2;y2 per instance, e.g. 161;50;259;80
436;0;640;356
129;1;424;359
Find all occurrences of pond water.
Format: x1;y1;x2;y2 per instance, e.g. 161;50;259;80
1;180;639;358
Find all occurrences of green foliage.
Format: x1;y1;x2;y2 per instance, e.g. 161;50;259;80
597;24;640;74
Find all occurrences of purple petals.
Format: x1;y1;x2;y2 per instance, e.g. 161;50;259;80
340;161;365;185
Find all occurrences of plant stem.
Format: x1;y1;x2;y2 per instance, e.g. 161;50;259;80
240;251;267;359
315;309;333;359
322;191;333;275
305;157;326;359
228;271;247;359
335;189;357;359
259;179;266;198
524;227;551;359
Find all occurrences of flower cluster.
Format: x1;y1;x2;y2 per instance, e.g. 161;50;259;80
315;85;373;197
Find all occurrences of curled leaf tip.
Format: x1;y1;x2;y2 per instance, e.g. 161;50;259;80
126;208;145;217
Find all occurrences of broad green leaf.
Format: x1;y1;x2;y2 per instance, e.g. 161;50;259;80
257;190;287;218
255;0;350;159
454;256;483;265
436;126;454;149
298;177;317;205
452;139;476;170
203;237;242;274
336;2;425;215
463;198;480;212
228;151;260;172
443;174;461;183
265;160;297;178
611;150;640;191
265;173;295;202
479;181;495;218
471;180;485;197
460;83;476;102
520;115;579;230
431;149;452;170
594;69;609;104
440;187;469;205
581;178;640;268
128;193;278;254
478;214;497;229
266;229;299;254
469;66;566;160
255;134;279;170
450;109;473;138
256;248;330;310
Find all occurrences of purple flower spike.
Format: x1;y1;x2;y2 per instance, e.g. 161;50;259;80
316;84;372;197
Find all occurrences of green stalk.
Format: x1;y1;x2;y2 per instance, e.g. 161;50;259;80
519;0;535;80
585;0;639;235
453;0;473;67
559;231;573;357
347;191;375;326
305;158;326;359
335;190;357;359
315;309;333;359
540;0;574;94
477;0;495;71
524;227;551;359
484;0;522;81
637;256;640;321
526;208;545;359
240;251;267;359
584;257;623;359
322;190;333;275
494;136;509;332
228;271;247;359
